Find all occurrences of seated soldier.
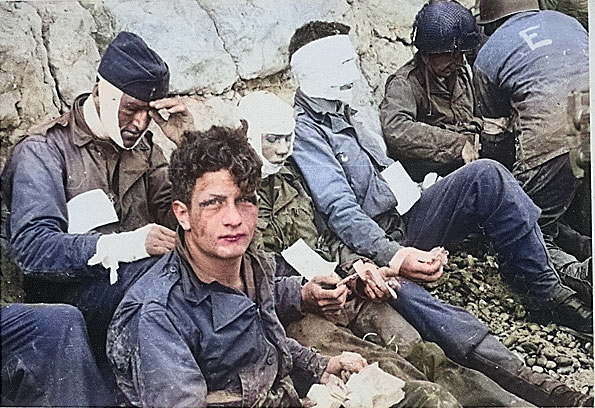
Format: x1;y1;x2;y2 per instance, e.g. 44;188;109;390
288;20;593;407
239;90;532;408
380;0;496;181
107;127;379;407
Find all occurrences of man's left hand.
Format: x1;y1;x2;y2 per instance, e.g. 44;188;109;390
149;97;195;146
321;351;368;384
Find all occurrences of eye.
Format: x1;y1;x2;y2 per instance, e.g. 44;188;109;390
199;198;224;208
238;194;257;206
120;108;135;116
264;135;279;144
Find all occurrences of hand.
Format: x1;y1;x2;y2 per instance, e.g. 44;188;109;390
462;139;479;164
301;274;349;317
145;224;177;255
389;247;448;283
352;261;399;301
322;351;367;384
149;97;195;146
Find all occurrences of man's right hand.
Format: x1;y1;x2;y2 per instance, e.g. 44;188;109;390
388;247;448;283
301;274;349;317
145;224;177;255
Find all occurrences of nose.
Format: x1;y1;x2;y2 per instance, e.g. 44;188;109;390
275;140;290;156
222;202;243;227
131;110;149;129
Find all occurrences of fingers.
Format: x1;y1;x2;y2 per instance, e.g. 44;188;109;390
301;279;349;314
145;225;177;256
149;97;188;112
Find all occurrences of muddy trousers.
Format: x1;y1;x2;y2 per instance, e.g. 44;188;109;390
1;303;114;407
517;154;593;305
286;312;530;407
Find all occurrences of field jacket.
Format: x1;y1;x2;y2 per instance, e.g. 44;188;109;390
1;94;174;278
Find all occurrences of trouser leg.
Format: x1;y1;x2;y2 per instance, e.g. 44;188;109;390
515;155;593;302
1;303;115;407
349;301;422;357
403;159;591;332
406;341;533;407
64;256;159;403
286;313;428;382
286;314;462;407
463;334;594;407
395;381;462;408
515;154;579;234
388;278;489;362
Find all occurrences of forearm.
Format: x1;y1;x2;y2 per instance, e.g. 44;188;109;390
380;85;467;164
10;223;101;277
284;336;330;381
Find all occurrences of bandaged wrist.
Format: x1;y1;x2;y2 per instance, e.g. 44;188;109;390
388;247;416;274
87;224;152;284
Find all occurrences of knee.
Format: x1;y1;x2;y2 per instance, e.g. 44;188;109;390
466;159;510;179
28;304;87;335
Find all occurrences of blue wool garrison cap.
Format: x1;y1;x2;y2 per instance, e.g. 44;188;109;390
98;31;170;102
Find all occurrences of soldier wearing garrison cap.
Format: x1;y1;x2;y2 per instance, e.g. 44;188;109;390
1;31;194;402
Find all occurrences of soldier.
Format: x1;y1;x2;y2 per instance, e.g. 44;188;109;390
288;19;593;407
241;90;531;407
380;0;504;182
474;0;592;304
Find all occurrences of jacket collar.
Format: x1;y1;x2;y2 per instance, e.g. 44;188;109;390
294;89;354;134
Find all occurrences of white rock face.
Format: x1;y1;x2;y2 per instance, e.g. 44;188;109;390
0;2;59;132
30;1;100;106
0;0;458;155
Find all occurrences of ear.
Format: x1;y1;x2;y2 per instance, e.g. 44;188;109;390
172;200;190;231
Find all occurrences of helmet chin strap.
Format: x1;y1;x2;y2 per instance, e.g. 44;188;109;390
83;75;144;150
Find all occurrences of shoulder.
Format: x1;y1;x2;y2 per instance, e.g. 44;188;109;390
121;252;182;310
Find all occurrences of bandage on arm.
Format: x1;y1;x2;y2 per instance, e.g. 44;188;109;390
88;224;153;284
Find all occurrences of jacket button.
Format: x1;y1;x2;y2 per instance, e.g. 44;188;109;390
266;354;275;365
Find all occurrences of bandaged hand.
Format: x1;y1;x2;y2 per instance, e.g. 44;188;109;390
301;273;349;317
88;223;175;285
322;352;368;384
149;96;195;147
388;246;448;283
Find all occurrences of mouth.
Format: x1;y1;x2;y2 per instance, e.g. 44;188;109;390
219;234;247;244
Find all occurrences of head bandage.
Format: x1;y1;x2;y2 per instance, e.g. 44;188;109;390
290;35;360;104
238;91;296;178
83;75;144;150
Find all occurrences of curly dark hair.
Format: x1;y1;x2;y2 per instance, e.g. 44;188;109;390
288;21;351;59
169;126;262;207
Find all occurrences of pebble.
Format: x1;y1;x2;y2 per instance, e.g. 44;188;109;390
425;249;594;398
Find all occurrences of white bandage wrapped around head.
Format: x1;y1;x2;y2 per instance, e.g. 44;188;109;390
238;91;296;177
83;75;143;150
290;35;360;105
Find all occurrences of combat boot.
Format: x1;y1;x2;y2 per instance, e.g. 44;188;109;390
546;236;592;305
527;285;593;334
463;334;593;407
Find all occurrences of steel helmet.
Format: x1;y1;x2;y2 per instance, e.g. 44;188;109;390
412;0;480;54
477;0;540;25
